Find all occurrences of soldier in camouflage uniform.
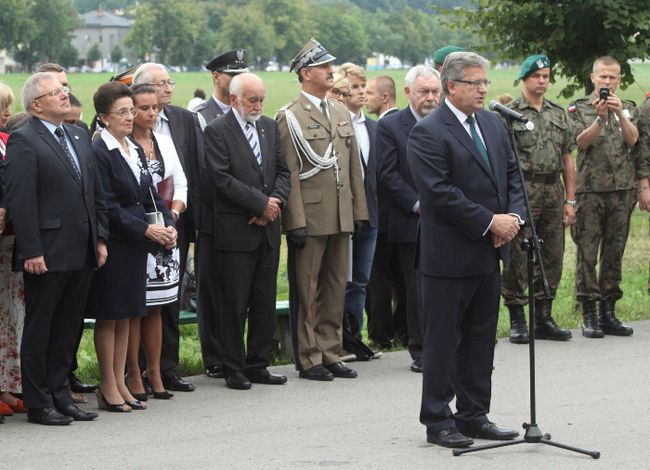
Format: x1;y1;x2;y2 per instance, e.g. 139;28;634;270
630;95;650;291
568;56;639;338
501;55;575;343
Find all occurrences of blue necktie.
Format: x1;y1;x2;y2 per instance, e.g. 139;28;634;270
245;122;262;167
466;115;490;166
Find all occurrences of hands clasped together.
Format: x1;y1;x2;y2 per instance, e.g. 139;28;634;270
490;213;521;248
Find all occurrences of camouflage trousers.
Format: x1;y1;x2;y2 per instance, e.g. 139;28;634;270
502;180;565;305
571;189;636;302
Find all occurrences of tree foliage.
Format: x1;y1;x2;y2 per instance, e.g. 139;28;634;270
454;0;650;97
217;5;276;67
313;3;369;64
87;43;102;63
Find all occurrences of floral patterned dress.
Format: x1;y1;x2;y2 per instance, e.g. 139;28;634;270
0;234;24;393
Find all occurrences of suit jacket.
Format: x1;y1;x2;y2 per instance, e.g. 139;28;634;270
203;110;290;251
362;117;379;229
164;104;200;235
276;94;368;235
92;137;173;244
5;117;109;272
407;102;525;278
376;107;420;243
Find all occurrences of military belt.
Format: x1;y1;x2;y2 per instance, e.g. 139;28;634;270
523;172;559;184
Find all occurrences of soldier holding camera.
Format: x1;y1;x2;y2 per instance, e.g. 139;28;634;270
568;56;639;338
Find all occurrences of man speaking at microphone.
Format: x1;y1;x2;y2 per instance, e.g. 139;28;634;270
408;51;525;448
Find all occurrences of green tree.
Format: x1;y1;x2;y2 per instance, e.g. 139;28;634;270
377;7;434;65
313;4;370;65
58;42;80;68
87;43;102;63
454;0;650;97
7;0;81;71
110;45;123;64
217;4;276;67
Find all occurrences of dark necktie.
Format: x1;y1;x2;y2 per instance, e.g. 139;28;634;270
466;115;490;166
245;122;262;167
54;127;82;179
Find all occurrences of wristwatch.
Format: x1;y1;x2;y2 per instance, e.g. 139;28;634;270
595;116;605;127
564;199;576;206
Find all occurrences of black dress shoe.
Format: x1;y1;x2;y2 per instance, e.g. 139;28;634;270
460;422;519;440
69;374;98;394
298;365;334;381
225;372;252;390
27;407;73;426
162;374;195;392
58;404;98;421
324;362;357;378
410;359;423;373
245;368;287;385
205;365;225;379
427;428;474;448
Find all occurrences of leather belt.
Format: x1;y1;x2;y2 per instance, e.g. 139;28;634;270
522;172;559;184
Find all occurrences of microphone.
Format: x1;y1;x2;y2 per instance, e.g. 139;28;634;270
489;100;529;123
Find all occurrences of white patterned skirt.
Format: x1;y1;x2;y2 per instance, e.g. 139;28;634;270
146;243;180;307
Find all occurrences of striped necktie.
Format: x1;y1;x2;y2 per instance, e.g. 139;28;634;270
54;127;82;180
245;122;262;167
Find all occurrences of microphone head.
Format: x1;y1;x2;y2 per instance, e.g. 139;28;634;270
488;100;499;111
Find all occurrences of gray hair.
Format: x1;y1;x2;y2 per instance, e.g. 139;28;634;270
441;52;490;94
22;72;57;114
404;65;440;88
229;72;263;100
133;63;168;85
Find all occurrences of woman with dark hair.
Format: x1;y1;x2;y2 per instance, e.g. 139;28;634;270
125;84;187;401
88;82;177;413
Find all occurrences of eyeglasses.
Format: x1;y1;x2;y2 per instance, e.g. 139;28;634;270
147;80;176;89
32;85;70;101
453;79;492;88
109;108;138;118
331;90;351;98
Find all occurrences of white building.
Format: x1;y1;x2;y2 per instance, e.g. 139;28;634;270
71;8;135;68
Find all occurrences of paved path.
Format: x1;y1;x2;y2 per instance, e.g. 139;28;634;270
2;321;649;469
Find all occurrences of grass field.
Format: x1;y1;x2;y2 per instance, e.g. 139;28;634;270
3;66;649;382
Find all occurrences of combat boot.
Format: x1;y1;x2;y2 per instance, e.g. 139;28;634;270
508;305;529;344
598;300;633;336
581;300;603;338
534;299;571;341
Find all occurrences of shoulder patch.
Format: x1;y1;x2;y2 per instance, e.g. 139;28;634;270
567;104;577;113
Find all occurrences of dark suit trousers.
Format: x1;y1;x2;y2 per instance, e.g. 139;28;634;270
365;232;407;346
397;242;422;360
207;241;279;373
419;270;500;434
21;260;94;409
160;214;190;376
196;234;223;369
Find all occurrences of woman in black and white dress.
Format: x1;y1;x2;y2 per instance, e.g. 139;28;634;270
126;84;187;400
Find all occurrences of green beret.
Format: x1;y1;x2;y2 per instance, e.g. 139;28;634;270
518;54;551;80
433;45;464;64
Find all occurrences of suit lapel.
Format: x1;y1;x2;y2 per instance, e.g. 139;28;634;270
441;106;496;187
258;119;273;178
400;107;417;135
226;111;263;177
32;118;83;187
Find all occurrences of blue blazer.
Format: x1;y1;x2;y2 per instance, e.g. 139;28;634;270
407;102;525;277
376;107;419;243
92;138;172;244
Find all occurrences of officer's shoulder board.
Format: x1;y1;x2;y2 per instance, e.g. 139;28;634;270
274;99;298;119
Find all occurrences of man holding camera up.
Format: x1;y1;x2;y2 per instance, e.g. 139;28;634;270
568;56;639;338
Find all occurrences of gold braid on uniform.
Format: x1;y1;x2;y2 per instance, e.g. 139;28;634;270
283;108;338;181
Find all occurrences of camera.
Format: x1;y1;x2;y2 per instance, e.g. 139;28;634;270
599;88;610;101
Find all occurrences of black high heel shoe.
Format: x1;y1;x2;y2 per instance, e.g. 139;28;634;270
96;391;131;413
125;374;149;402
152;390;174;400
125;399;147;410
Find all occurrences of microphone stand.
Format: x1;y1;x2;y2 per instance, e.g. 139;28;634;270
453;116;600;459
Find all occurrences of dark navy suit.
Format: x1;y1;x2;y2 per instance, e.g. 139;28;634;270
408;101;524;434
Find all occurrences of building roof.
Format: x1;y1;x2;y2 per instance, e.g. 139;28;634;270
80;10;134;28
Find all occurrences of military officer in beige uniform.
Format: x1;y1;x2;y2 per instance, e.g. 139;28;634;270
276;39;368;381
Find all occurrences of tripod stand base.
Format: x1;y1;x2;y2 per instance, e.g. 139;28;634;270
452;423;600;459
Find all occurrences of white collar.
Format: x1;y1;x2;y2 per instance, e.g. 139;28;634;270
350;110;366;123
445;99;473;124
101;128;138;153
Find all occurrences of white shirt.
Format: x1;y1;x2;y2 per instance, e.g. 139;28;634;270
350;110;370;168
101;128;142;183
153;131;188;205
155;109;172;137
409;104;425;123
212;95;230;114
232;107;261;163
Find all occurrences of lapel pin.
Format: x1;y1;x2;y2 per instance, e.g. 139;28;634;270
74;135;79;140
305;104;312;110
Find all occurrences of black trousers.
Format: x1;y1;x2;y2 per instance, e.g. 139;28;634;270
419;270;500;434
21;260;94;409
200;236;279;374
160;216;190;376
365;232;407;346
396;242;422;361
